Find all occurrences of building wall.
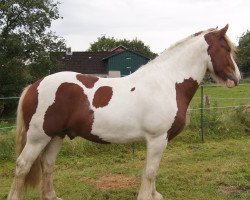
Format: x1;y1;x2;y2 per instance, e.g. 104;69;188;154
107;51;149;76
108;71;121;78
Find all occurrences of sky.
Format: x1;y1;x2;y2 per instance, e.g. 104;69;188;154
51;0;250;54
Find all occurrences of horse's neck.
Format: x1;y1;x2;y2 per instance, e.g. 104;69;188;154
132;38;207;88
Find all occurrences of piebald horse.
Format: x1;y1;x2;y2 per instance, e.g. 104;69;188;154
8;25;240;200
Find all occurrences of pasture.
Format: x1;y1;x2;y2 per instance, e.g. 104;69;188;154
0;84;250;200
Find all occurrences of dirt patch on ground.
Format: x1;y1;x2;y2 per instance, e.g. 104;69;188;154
243;105;250;113
219;185;248;195
80;175;140;190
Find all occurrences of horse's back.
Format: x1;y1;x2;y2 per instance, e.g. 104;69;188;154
21;71;177;143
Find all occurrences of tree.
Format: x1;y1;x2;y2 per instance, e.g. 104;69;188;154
88;35;157;59
0;0;66;115
28;32;66;82
0;0;66;94
236;30;250;76
88;35;118;52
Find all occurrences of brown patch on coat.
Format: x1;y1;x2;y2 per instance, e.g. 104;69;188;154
92;86;113;108
167;78;199;141
22;79;43;131
204;30;236;82
193;31;203;37
131;87;135;92
43;82;109;144
76;74;99;88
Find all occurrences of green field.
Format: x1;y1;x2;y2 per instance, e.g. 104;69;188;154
192;84;250;108
0;84;250;200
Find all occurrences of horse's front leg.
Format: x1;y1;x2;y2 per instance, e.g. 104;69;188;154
137;134;168;200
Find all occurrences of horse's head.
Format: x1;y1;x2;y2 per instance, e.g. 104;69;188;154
204;24;241;88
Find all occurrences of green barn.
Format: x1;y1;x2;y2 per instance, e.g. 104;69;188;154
61;46;150;77
104;48;150;77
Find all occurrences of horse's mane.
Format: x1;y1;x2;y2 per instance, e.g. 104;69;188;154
224;35;236;57
158;27;236;58
165;28;216;53
139;27;235;70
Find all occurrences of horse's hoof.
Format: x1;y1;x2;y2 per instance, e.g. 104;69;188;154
153;191;163;200
41;196;63;200
137;195;153;200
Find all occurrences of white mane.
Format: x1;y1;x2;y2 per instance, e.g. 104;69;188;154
162;28;216;55
139;28;216;70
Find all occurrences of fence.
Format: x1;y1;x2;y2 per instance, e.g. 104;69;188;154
1;84;250;142
188;83;250;142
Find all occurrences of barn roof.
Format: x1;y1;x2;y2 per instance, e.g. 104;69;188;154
102;49;150;60
62;51;113;74
60;46;150;75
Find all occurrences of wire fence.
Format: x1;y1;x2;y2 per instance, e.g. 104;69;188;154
188;83;250;142
1;84;250;142
189;104;249;111
0;97;19;100
0;126;16;130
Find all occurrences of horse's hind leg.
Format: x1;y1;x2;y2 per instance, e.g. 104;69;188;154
137;134;168;200
40;136;63;200
8;132;50;200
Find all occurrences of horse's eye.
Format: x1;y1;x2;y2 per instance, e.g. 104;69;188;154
223;46;230;53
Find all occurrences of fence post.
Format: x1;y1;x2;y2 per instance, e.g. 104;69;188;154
200;85;204;142
132;143;135;155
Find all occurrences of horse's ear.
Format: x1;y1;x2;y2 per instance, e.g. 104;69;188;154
217;24;229;37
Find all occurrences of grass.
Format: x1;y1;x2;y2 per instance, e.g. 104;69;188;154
0;84;250;199
189;84;250;139
0;131;249;200
191;84;250;108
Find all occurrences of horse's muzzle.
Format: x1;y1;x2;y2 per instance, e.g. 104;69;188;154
226;74;239;88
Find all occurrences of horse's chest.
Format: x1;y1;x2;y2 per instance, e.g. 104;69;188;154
167;97;188;140
167;78;199;140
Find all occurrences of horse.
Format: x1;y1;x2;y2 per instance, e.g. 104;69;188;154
8;24;241;200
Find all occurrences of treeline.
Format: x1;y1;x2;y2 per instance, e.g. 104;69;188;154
236;30;250;76
0;0;66;98
0;0;249;116
0;0;66;115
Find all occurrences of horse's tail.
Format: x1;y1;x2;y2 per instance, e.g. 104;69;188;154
16;85;42;189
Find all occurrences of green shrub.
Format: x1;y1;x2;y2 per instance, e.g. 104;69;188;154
188;101;249;140
234;107;250;132
0;131;15;162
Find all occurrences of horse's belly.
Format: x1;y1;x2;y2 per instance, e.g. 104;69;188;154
91;114;143;144
91;129;143;144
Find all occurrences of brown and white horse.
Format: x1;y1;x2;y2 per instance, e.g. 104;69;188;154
8;25;240;200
